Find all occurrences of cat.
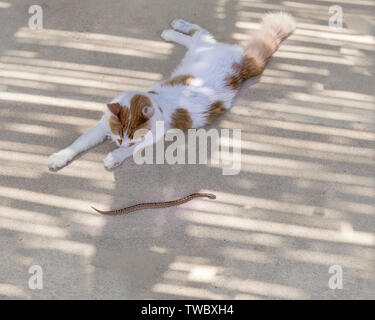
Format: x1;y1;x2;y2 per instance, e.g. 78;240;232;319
48;12;296;170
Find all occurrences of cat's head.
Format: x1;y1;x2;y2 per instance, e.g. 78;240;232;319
107;92;156;147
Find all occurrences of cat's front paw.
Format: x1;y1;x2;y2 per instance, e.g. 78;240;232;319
48;149;74;170
103;152;121;170
161;29;176;42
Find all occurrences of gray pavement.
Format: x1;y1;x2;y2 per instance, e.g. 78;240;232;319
0;0;375;299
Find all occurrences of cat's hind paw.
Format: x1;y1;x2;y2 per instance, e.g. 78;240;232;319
161;29;177;42
48;149;74;170
171;19;190;33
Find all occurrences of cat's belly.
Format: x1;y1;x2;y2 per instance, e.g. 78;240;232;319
167;86;235;128
176;43;244;81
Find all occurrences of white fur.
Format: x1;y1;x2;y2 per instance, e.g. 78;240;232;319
261;12;296;38
48;12;295;170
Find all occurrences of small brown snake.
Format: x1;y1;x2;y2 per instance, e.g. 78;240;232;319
91;193;216;215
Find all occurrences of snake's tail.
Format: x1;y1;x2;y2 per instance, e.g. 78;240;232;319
91;206;107;214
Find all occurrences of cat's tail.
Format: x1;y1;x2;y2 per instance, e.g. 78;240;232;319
240;12;296;79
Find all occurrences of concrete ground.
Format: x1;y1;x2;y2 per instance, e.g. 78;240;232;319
0;0;375;299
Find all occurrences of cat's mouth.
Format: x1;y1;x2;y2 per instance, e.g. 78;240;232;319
114;136;136;148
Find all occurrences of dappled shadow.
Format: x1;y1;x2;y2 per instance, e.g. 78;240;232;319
0;0;374;299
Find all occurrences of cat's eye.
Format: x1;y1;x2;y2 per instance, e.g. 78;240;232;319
142;106;154;118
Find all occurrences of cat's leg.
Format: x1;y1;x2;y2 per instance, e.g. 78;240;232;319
171;19;205;35
161;29;192;48
171;19;216;44
48;119;108;170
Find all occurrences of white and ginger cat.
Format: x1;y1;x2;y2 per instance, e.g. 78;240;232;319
48;12;296;170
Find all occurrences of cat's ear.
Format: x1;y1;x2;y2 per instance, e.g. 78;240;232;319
107;103;121;116
142;105;155;119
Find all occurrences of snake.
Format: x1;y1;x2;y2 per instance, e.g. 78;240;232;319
91;193;216;215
